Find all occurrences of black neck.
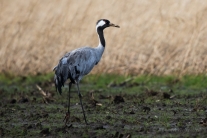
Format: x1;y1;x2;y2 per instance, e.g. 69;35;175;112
97;28;105;47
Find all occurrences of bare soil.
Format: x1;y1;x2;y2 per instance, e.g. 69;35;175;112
0;80;207;138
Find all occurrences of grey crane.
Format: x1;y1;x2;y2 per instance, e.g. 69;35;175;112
53;19;120;125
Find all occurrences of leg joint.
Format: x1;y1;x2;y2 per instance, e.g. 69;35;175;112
78;93;82;98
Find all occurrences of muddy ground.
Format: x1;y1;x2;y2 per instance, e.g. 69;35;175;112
0;77;207;138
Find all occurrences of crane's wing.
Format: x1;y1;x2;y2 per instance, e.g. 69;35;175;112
66;47;99;79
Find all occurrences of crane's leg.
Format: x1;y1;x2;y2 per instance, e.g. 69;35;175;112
76;82;88;125
63;82;72;125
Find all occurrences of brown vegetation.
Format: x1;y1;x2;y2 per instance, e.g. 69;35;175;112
1;0;207;75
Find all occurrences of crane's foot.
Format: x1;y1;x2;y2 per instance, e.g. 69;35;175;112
63;112;70;125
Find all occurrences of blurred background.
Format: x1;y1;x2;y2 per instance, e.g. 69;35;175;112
1;0;207;76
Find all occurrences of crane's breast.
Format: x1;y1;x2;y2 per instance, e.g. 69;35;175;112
67;49;97;79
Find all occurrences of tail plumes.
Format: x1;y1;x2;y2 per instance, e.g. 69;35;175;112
53;64;69;95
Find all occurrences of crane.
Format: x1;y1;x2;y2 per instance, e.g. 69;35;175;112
53;19;120;125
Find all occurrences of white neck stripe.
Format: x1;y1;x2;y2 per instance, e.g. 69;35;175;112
96;20;105;30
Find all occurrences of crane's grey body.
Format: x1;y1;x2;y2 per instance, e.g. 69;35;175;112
53;19;119;125
53;45;104;93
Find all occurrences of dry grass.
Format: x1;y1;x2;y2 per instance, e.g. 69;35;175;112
1;0;207;76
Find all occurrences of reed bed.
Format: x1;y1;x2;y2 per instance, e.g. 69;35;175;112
1;0;207;76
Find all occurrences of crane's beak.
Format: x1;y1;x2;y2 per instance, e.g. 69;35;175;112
109;23;120;28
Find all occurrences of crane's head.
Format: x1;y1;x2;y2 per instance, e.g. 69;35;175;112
96;19;120;31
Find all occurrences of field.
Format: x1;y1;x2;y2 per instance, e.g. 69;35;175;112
1;0;207;75
1;0;207;137
0;74;207;137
